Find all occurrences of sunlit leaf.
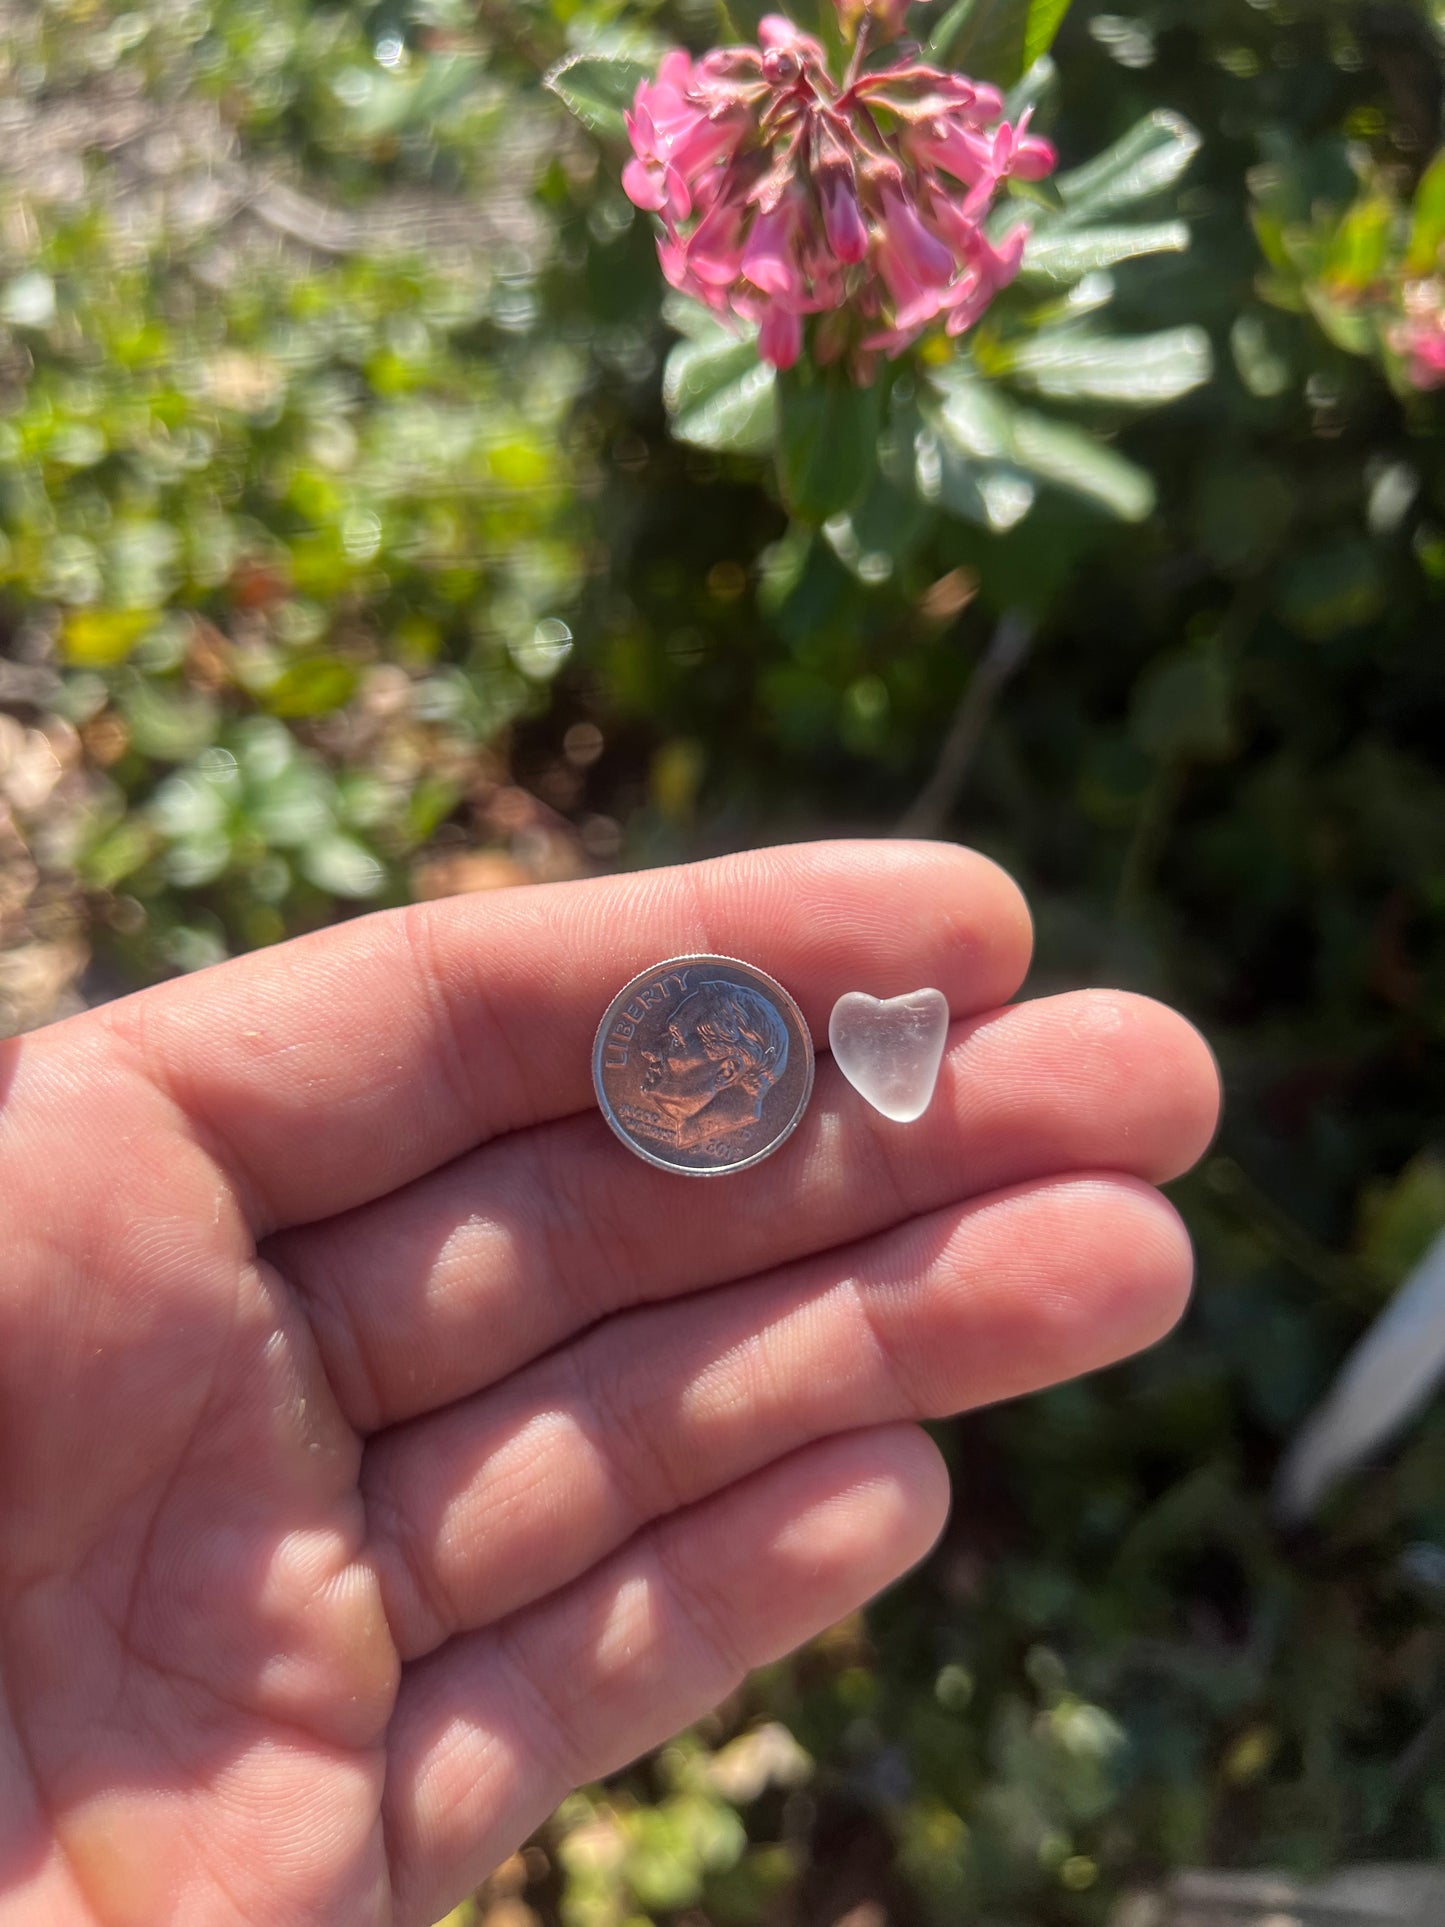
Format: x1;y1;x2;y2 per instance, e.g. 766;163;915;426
1303;284;1378;356
1023;0;1073;70
61;608;155;667
1020;219;1191;282
823;472;933;582
163;832;233;889
249;763;335;849
1053;111;1202;223
301;834;386;900
917;427;1040;531
1323;196;1394;294
1005;326;1213;404
1406;151;1445;277
663;322;777;456
927;370;1157;520
545;50;656;140
150;771;230;840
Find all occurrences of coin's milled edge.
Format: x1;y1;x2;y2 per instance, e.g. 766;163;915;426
591;953;816;1179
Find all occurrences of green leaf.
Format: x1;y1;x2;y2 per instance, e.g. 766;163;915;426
266;657;360;719
1130;642;1236;762
1407;152;1445;277
929;0;1073;87
1054;111;1201;224
249;762;334;849
544;51;655;140
1361;1152;1445;1285
347;53;484;143
120;680;219;762
775;364;883;524
1008;415;1156;520
1023;0;1073;69
918;430;1039;531
1020;219;1191;283
1276;538;1387;640
823;472;933;583
1324;196;1393;293
404;774;464;846
81;818;157;891
1005;326;1213;404
164;831;233;889
1303;284;1378;357
151;771;229;841
1230;311;1294;399
926;371;1157;521
661;293;734;341
61;608;155;667
301;834;386;900
663;322;777;456
1005;55;1059;121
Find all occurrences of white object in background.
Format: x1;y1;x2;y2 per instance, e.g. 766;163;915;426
828;989;950;1124
1275;1226;1445;1523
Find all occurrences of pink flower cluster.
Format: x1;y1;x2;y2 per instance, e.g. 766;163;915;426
1395;283;1445;392
622;12;1055;377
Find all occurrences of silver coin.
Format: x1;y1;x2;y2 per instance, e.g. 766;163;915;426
593;955;815;1176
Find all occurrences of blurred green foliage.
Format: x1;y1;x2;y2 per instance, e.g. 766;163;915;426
3;1;1445;1924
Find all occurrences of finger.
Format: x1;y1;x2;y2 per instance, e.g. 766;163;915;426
383;1425;948;1927
276;991;1218;1430
63;841;1031;1234
365;1174;1190;1661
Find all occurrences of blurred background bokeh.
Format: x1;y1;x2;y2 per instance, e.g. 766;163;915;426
2;1;1445;1922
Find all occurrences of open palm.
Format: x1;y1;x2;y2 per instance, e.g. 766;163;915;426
0;843;1219;1927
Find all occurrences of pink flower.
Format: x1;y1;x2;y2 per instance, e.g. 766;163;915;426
944;223;1027;334
1395;283;1445;391
622;14;1056;374
759;304;805;369
908;117;996;187
873;179;955;329
995;111;1058;182
816;152;870;264
622;49;752;225
742;195;807;300
687;192;750;285
1401;321;1445;390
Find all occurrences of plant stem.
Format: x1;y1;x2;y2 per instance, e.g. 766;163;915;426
895;610;1033;838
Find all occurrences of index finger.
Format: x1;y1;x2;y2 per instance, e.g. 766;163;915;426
62;840;1033;1232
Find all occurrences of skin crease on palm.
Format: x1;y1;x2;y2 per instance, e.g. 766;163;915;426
0;842;1221;1927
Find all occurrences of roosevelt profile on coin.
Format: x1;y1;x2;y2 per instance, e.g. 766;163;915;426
637;980;790;1152
593;955;815;1176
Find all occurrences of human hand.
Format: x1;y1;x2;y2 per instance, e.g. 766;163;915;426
0;842;1219;1927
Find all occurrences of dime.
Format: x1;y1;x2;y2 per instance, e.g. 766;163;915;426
593;955;815;1176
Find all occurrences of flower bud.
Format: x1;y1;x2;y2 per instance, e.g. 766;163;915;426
817;162;870;264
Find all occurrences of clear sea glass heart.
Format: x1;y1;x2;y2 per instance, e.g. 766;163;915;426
828;989;949;1124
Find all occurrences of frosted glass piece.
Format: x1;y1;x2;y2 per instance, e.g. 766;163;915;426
828;988;949;1124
